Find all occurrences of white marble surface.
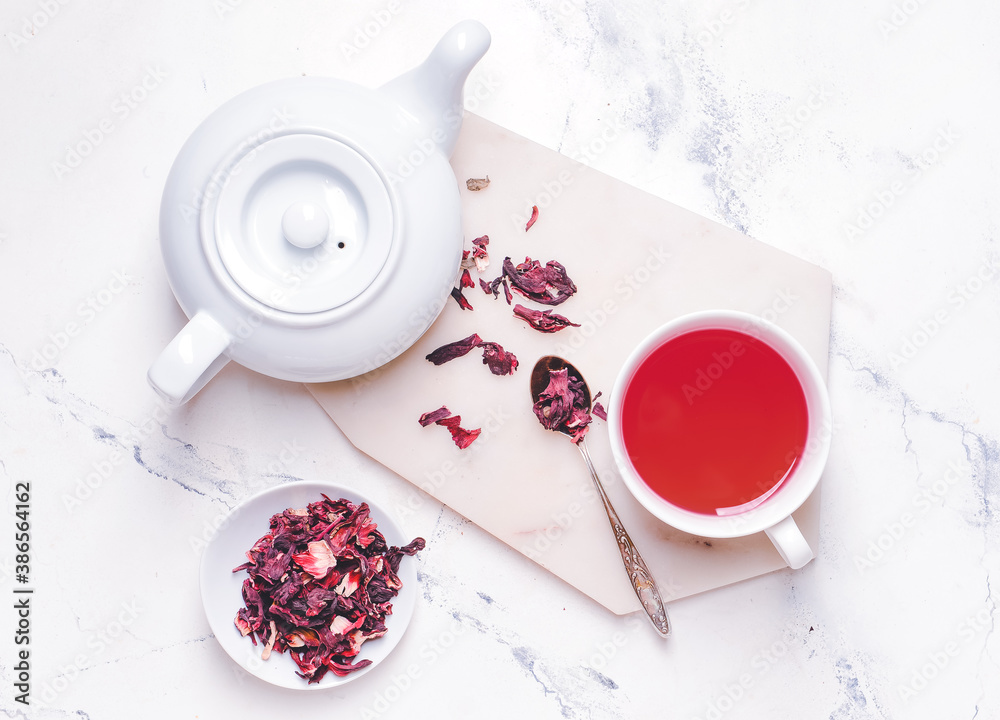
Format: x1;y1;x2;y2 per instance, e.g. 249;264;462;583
0;2;997;719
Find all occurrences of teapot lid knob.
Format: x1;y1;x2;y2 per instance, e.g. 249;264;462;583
282;200;330;249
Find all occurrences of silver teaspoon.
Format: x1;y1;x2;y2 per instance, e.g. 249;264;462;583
530;355;671;638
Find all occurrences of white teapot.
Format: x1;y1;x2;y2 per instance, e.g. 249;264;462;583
148;20;491;404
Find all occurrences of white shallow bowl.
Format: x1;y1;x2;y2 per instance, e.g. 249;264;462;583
200;481;419;690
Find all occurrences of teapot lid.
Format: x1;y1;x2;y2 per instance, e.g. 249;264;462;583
204;131;394;314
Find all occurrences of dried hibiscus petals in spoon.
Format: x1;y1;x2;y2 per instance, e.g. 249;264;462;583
531;367;595;443
232;495;425;683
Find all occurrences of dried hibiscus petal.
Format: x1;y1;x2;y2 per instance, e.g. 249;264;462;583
450;286;473;311
460;268;475;289
425;334;483;366
426;335;518;376
513;304;580;333
466;176;490;191
591;392;608;422
419;408;482;449
471;235;490;272
479;342;518;376
291;540;337;579
503;256;577;306
480;276;502;297
231;495;424;683
525;205;539;231
437;414;482;449
418;406;452;426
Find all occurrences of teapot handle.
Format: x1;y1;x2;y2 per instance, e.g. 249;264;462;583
147;311;232;405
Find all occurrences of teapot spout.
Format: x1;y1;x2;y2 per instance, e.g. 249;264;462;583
381;20;491;158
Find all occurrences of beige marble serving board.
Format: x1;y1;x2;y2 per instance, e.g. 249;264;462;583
307;114;832;615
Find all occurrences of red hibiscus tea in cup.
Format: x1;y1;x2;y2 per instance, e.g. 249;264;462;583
619;328;809;516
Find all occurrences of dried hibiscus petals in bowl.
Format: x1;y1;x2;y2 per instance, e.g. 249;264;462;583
231;494;424;684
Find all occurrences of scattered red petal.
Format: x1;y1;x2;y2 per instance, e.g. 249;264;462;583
460;268;475;289
591;391;608;421
504;256;577;306
525;205;539;231
513;304;580;333
471;235;490;272
418;406;451;426
450;286;473;311
426;334;518;376
480;276;501;296
479;342;518;376
426;334;483;366
420;408;482;448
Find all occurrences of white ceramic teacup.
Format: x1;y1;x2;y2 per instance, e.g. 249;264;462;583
607;310;832;569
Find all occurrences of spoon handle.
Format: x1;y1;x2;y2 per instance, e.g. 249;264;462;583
578;441;671;638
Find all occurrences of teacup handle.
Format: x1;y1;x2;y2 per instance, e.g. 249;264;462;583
147;311;232;405
764;515;814;569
